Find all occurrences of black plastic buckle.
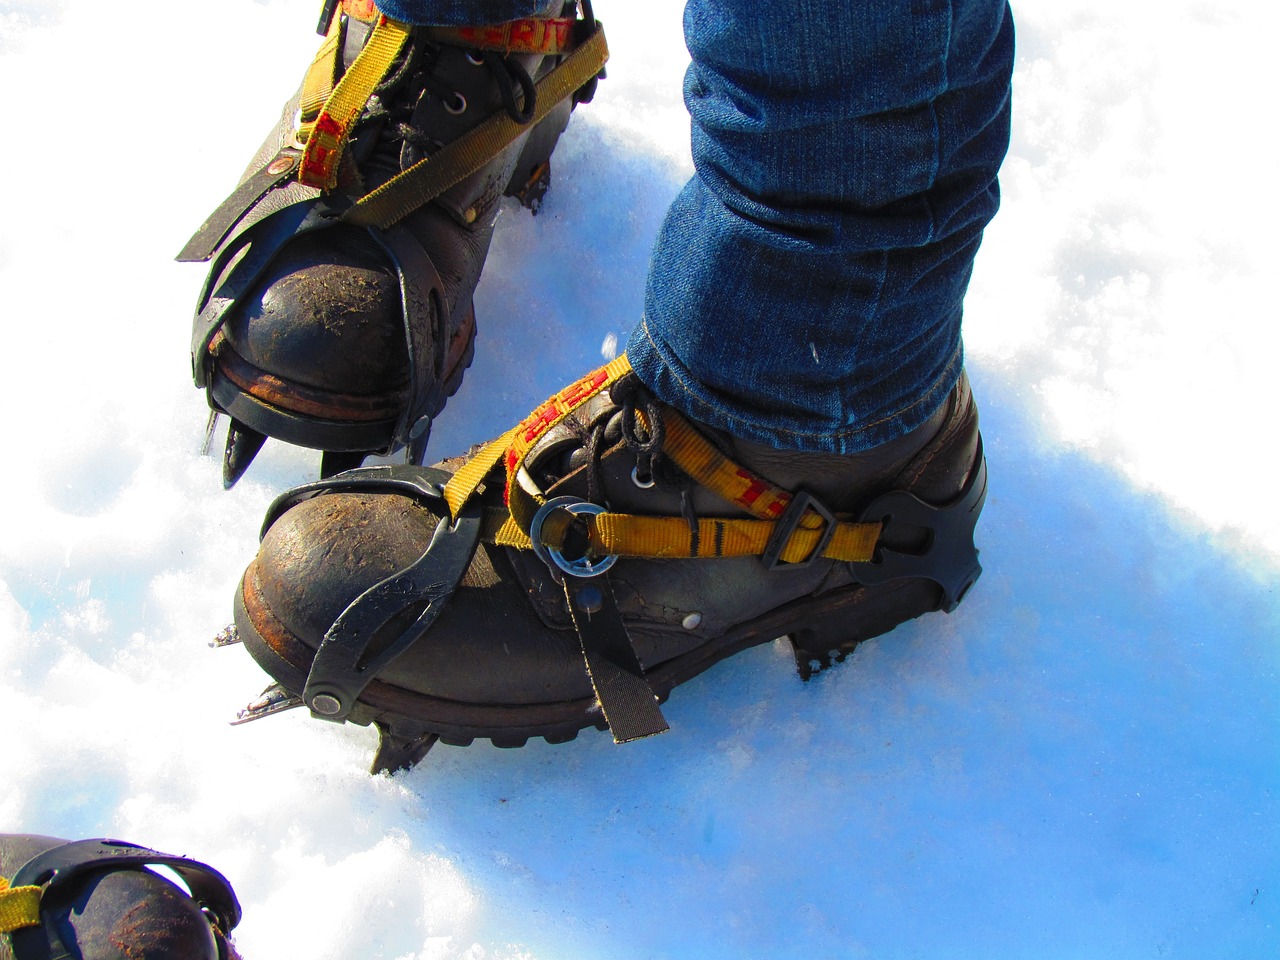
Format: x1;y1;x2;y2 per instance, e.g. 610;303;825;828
761;489;836;571
317;0;339;35
849;448;988;611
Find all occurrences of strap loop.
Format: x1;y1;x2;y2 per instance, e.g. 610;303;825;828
761;490;836;569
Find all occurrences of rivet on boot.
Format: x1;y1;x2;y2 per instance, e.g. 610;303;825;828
574;585;604;614
311;694;343;716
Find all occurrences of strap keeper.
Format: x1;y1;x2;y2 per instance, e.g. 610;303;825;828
761;490;835;570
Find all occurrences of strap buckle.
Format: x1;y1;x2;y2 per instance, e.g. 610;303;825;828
529;497;618;579
761;489;835;570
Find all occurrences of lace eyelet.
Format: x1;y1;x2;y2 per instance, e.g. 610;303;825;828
465;50;485;66
630;466;655;489
444;92;467;114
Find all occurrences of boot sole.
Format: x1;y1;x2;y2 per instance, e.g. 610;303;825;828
235;558;945;749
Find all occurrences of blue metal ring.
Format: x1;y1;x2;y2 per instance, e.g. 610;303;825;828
529;497;618;578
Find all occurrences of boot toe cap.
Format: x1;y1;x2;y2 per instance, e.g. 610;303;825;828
221;228;409;395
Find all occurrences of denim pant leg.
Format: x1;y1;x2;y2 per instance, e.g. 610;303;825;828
375;0;560;25
627;0;1014;453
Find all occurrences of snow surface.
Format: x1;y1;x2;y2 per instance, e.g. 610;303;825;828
1;0;1278;957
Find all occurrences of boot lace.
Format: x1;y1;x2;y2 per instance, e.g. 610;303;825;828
357;35;537;183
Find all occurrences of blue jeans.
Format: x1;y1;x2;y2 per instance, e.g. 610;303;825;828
379;0;1014;453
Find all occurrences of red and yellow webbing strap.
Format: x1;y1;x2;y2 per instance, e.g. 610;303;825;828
445;355;884;565
293;1;605;210
0;877;41;934
344;21;609;228
591;511;881;563
442;354;633;520
298;14;412;189
341;0;575;53
427;19;580;55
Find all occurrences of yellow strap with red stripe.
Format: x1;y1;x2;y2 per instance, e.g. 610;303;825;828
442;354;632;518
290;0;603;214
344;22;608;228
0;877;41;934
298;14;412;190
444;355;884;565
427;18;579;55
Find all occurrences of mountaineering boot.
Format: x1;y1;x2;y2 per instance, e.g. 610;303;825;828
0;835;242;960
220;356;988;775
180;1;608;486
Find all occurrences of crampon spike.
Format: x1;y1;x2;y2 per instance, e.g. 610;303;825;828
320;450;368;478
209;624;241;648
223;419;267;489
789;637;848;682
202;410;224;457
231;682;303;725
371;722;439;775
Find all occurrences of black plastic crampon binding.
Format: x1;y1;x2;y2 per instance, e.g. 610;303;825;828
259;466;482;725
7;838;241;960
849;439;989;611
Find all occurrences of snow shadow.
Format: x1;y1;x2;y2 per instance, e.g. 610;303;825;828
382;366;1279;960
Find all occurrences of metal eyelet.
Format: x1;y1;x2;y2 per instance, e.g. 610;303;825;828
465;50;486;66
444;92;467;114
529;496;618;578
630;466;656;489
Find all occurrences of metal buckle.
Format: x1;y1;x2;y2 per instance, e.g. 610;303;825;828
761;489;836;570
529;496;618;578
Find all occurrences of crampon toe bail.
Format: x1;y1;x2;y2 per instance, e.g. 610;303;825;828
182;2;609;487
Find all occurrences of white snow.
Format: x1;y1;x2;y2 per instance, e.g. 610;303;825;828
0;0;1276;957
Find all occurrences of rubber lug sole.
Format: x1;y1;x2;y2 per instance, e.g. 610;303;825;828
232;561;948;774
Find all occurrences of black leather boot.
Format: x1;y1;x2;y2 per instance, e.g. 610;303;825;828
221;356;987;775
180;1;607;486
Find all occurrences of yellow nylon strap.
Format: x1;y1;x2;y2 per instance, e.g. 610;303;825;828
299;16;412;190
588;513;881;563
426;18;579;55
442;425;520;521
0;877;41;934
484;504;878;563
660;409;795;521
445;352;881;564
344;23;609;228
299;6;344;124
442;354;632;520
